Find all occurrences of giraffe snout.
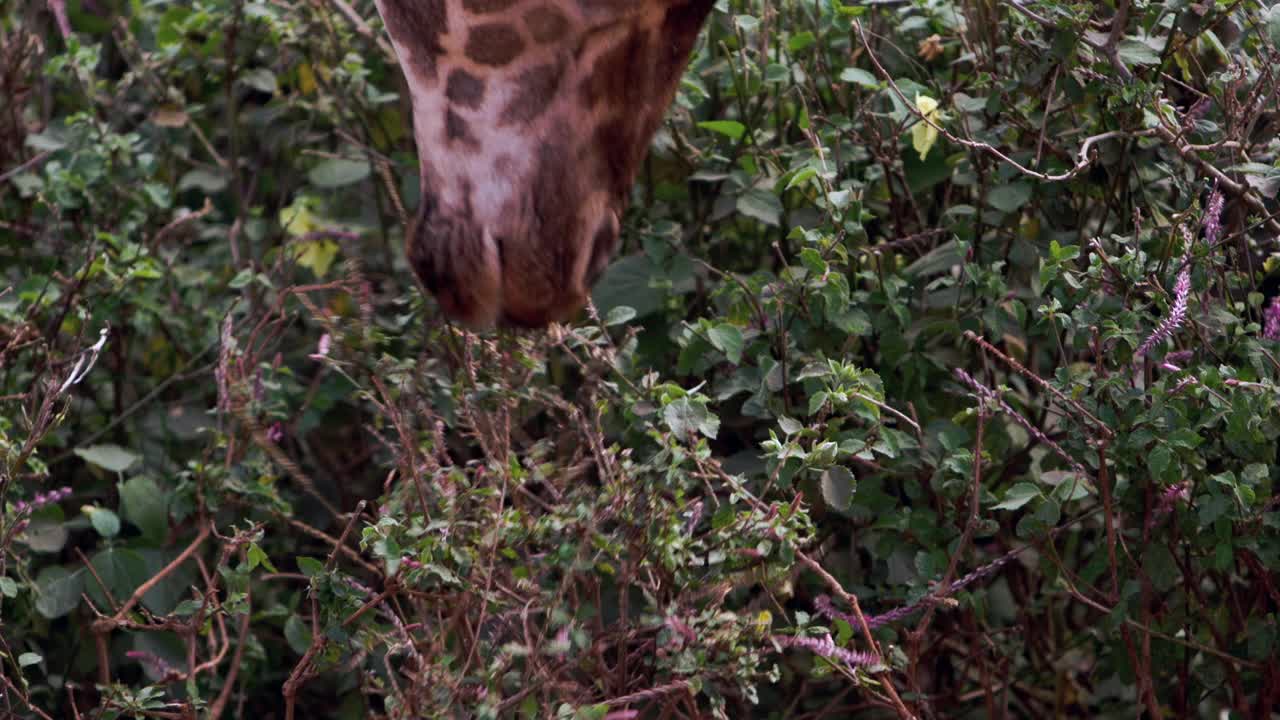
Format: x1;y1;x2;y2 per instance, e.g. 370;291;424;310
407;200;615;329
405;202;503;328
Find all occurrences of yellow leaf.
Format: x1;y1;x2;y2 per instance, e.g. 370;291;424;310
298;63;317;95
278;196;325;237
911;94;941;161
291;238;340;278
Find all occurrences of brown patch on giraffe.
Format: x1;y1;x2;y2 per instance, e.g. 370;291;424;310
462;0;517;12
524;5;570;44
583;1;715;203
465;23;525;67
578;27;650;110
500;60;564;126
445;69;485;109
376;0;447;81
445;109;478;146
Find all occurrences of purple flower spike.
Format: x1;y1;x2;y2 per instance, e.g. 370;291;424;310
1202;189;1224;246
1136;265;1191;358
1263;298;1280;342
773;633;880;671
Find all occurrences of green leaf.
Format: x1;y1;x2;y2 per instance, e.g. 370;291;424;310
603;306;637;326
89;509;124;545
821;466;856;511
119;476;167;542
1142;544;1178;593
808;391;830;416
241;67;278;94
247;542;278;573
707;324;744;364
986;183;1033;213
75;444;139;473
284;614;313;655
1266;3;1280;48
736;188;783;226
86;548;149;610
1166;428;1202;449
994;482;1040;511
297;556;326;578
0;576;18;597
177;168;228;193
592;254;665;320
137;549;197;614
308;158;371;188
1117;39;1162;67
698;120;746;140
34;566;84;619
24;519;68;554
663;397;719;439
1148;445;1172;481
787;31;816;53
839;67;879;87
18;652;42;668
87;507;122;538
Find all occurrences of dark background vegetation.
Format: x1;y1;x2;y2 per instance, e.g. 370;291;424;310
3;0;1280;717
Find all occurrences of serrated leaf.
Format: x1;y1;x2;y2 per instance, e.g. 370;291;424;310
1149;445;1172;480
737;188;783;226
1267;3;1280;47
1117;38;1162;67
247;543;278;573
994;482;1040;511
75;444;139;473
592;254;665;320
808;390;830;416
308;158;371;188
707;324;744;364
663;397;719;439
821;466;856;511
242;67;278;94
604;306;637;326
778;415;802;435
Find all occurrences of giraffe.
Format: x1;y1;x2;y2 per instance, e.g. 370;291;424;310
373;0;715;328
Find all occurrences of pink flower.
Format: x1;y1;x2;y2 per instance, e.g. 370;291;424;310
1263;298;1280;342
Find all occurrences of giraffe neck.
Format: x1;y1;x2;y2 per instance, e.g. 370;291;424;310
375;0;714;327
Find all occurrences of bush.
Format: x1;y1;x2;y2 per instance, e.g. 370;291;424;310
2;0;1279;718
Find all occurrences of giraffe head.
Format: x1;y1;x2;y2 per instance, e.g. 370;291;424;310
374;0;714;328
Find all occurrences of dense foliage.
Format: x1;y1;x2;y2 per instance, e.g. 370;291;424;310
3;0;1280;717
